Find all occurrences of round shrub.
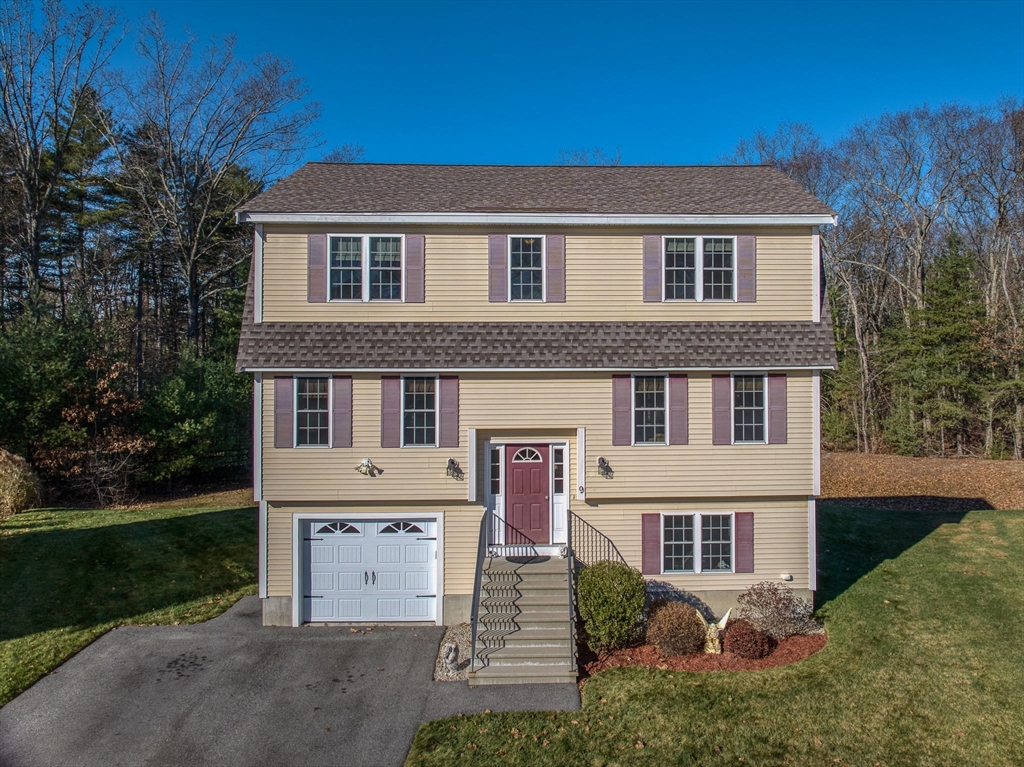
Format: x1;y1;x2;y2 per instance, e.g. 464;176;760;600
576;560;646;653
723;618;777;659
736;580;819;639
0;449;41;520
645;600;706;656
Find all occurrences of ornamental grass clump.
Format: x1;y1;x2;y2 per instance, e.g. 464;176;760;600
576;560;646;653
645;600;707;656
736;580;820;639
0;449;41;520
723;618;776;659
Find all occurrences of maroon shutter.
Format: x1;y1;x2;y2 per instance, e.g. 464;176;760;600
307;234;328;302
712;375;732;445
381;376;401;448
545;234;565;302
332;376;352;448
642;235;661;302
735;512;754;573
668;374;688;445
641;513;661;575
274;377;294;448
405;235;425;303
767;373;788;444
488;235;507;302
439;376;459;448
612;375;632;446
737;236;756;302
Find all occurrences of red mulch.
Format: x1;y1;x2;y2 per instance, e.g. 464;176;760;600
580;634;827;679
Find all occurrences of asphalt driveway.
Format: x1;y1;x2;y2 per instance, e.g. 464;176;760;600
0;597;579;767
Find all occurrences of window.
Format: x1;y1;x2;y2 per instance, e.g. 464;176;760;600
509;236;543;301
328;235;403;301
662;513;733;573
662;236;735;302
402;377;436;446
511;447;542;462
733;375;765;443
315;522;360;534
633;375;666;445
379;521;424;534
296;377;330;446
552;447;565;494
489;446;502;496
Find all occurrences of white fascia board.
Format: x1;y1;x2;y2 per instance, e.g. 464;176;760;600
237;211;838;227
241;364;836;374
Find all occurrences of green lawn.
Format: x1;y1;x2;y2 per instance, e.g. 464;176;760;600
408;505;1024;766
0;497;257;706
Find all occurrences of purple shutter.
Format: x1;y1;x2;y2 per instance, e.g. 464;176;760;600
307;234;328;303
381;376;401;448
612;375;632;446
737;236;756;302
642;235;661;302
712;375;732;445
545;234;566;302
668;374;688;445
332;376;352;448
488;235;507;302
439;376;459;448
642;513;661;575
735;512;754;573
274;377;293;448
405;235;425;303
767;373;788;444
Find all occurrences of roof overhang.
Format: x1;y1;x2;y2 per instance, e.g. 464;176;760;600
238;365;836;374
236;211;837;227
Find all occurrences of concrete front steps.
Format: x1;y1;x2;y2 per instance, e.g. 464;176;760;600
468;556;577;686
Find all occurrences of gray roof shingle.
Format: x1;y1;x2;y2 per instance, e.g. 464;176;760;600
240;163;835;218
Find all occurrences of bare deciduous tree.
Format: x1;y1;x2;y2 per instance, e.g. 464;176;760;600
553;146;622;166
322;143;365;163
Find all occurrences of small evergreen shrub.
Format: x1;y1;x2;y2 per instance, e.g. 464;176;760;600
723;618;776;659
577;560;646;653
737;580;819;639
0;449;41;519
645;600;706;656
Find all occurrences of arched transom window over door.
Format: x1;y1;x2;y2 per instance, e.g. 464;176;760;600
512;447;543;462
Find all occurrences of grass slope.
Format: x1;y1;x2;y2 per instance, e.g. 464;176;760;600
0;501;257;706
408;506;1024;766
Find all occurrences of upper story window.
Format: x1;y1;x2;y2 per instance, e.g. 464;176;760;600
403;376;437;447
662;236;735;302
329;235;403;301
296;377;330;446
733;374;765;443
509;236;544;301
633;375;666;445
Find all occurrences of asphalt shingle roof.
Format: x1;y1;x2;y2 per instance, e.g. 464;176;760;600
240;163;836;218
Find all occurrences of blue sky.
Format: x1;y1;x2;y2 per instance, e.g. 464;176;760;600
103;0;1023;166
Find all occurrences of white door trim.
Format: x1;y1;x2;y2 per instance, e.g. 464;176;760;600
487;439;570;547
291;511;444;627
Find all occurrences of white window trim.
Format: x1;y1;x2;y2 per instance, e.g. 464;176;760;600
660;511;736;574
327;234;406;303
631;373;669;446
400;374;440;448
294;374;333;449
661;235;737;303
507;234;546;303
731;372;768;445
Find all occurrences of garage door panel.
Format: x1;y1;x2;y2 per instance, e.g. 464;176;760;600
337;546;362;564
405;544;430;564
337;572;363;591
337;600;361;619
376;545;401;564
377;599;401;618
310;572;333;591
406;571;429;591
310;599;334;619
405;599;430;618
310;545;335;564
377;571;401;591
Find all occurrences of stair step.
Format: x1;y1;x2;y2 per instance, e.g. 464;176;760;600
481;593;567;608
468;670;577;686
478;625;571;642
483;557;568;574
478;610;571;626
477;653;575;668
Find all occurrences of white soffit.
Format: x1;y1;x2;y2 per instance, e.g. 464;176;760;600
237;211;838;227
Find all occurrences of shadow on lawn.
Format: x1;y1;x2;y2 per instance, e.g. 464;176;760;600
815;498;981;607
0;507;257;643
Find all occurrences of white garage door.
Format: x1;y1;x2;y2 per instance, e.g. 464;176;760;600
303;519;437;622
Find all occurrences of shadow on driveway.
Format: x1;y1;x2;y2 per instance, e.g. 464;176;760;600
0;597;579;767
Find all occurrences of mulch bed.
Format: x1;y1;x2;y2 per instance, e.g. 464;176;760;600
579;634;827;679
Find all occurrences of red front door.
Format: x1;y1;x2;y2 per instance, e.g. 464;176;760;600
506;444;550;544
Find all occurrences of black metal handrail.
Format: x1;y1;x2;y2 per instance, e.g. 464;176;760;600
568;511;627;567
468;507;490;674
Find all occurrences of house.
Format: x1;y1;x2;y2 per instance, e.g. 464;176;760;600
235;163;837;683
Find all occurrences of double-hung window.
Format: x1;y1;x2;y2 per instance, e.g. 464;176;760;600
329;235;403;301
633;375;667;445
296;377;330;447
509;236;544;301
662;512;734;573
663;236;735;301
402;377;437;447
733;374;765;443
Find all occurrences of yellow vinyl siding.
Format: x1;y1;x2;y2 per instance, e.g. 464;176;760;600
260;227;814;322
261;371;814;503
